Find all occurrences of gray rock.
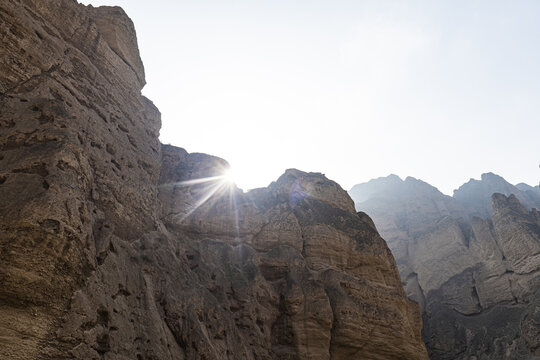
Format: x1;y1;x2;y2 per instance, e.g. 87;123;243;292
350;174;540;359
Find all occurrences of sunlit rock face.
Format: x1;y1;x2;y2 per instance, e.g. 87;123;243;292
350;175;540;360
0;1;428;359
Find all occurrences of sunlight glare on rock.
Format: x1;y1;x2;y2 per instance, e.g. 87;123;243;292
223;167;238;186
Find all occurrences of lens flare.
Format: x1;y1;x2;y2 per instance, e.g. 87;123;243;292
159;166;241;226
223;167;237;185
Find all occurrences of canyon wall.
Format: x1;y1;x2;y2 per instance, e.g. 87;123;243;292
0;1;427;359
350;173;540;359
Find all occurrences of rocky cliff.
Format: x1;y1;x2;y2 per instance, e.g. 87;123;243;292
0;1;428;359
350;174;540;359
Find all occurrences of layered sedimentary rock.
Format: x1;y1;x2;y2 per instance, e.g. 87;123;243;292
157;147;427;360
0;1;428;359
350;174;540;359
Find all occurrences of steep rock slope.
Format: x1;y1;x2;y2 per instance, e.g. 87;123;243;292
157;146;427;360
1;1;161;358
0;1;428;359
350;174;540;359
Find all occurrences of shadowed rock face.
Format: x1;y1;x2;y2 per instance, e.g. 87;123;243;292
0;1;428;359
350;175;540;360
157;147;427;360
1;1;161;358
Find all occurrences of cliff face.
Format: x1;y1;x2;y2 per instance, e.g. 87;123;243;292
1;1;161;358
0;1;428;359
350;175;540;359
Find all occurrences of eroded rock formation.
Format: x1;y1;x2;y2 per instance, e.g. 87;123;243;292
350;174;540;359
0;1;427;359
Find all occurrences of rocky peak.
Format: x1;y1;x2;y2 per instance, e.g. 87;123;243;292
349;175;463;242
492;193;530;217
348;174;402;203
159;144;230;184
453;172;536;218
86;5;146;89
516;182;540;194
402;176;447;197
269;169;356;214
350;174;448;205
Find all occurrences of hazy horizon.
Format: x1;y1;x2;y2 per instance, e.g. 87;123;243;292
81;0;540;195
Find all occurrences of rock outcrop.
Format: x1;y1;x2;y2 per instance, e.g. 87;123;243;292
350;174;540;359
0;1;428;359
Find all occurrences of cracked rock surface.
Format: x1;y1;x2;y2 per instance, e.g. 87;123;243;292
0;1;428;359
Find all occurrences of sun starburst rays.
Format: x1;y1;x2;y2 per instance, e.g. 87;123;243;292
160;169;242;240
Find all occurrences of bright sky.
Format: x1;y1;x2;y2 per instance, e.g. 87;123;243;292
80;0;540;194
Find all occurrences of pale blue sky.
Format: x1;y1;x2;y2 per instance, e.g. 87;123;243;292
81;0;540;194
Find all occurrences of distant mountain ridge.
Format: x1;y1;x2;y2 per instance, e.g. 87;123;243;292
453;172;540;218
349;173;540;360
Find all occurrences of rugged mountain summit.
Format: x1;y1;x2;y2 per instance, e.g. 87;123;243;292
454;172;540;219
516;182;540;197
350;174;540;359
0;1;427;359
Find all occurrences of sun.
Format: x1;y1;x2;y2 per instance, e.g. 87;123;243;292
223;167;238;185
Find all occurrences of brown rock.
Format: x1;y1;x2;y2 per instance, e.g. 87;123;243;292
0;1;428;360
1;1;160;358
158;148;428;359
